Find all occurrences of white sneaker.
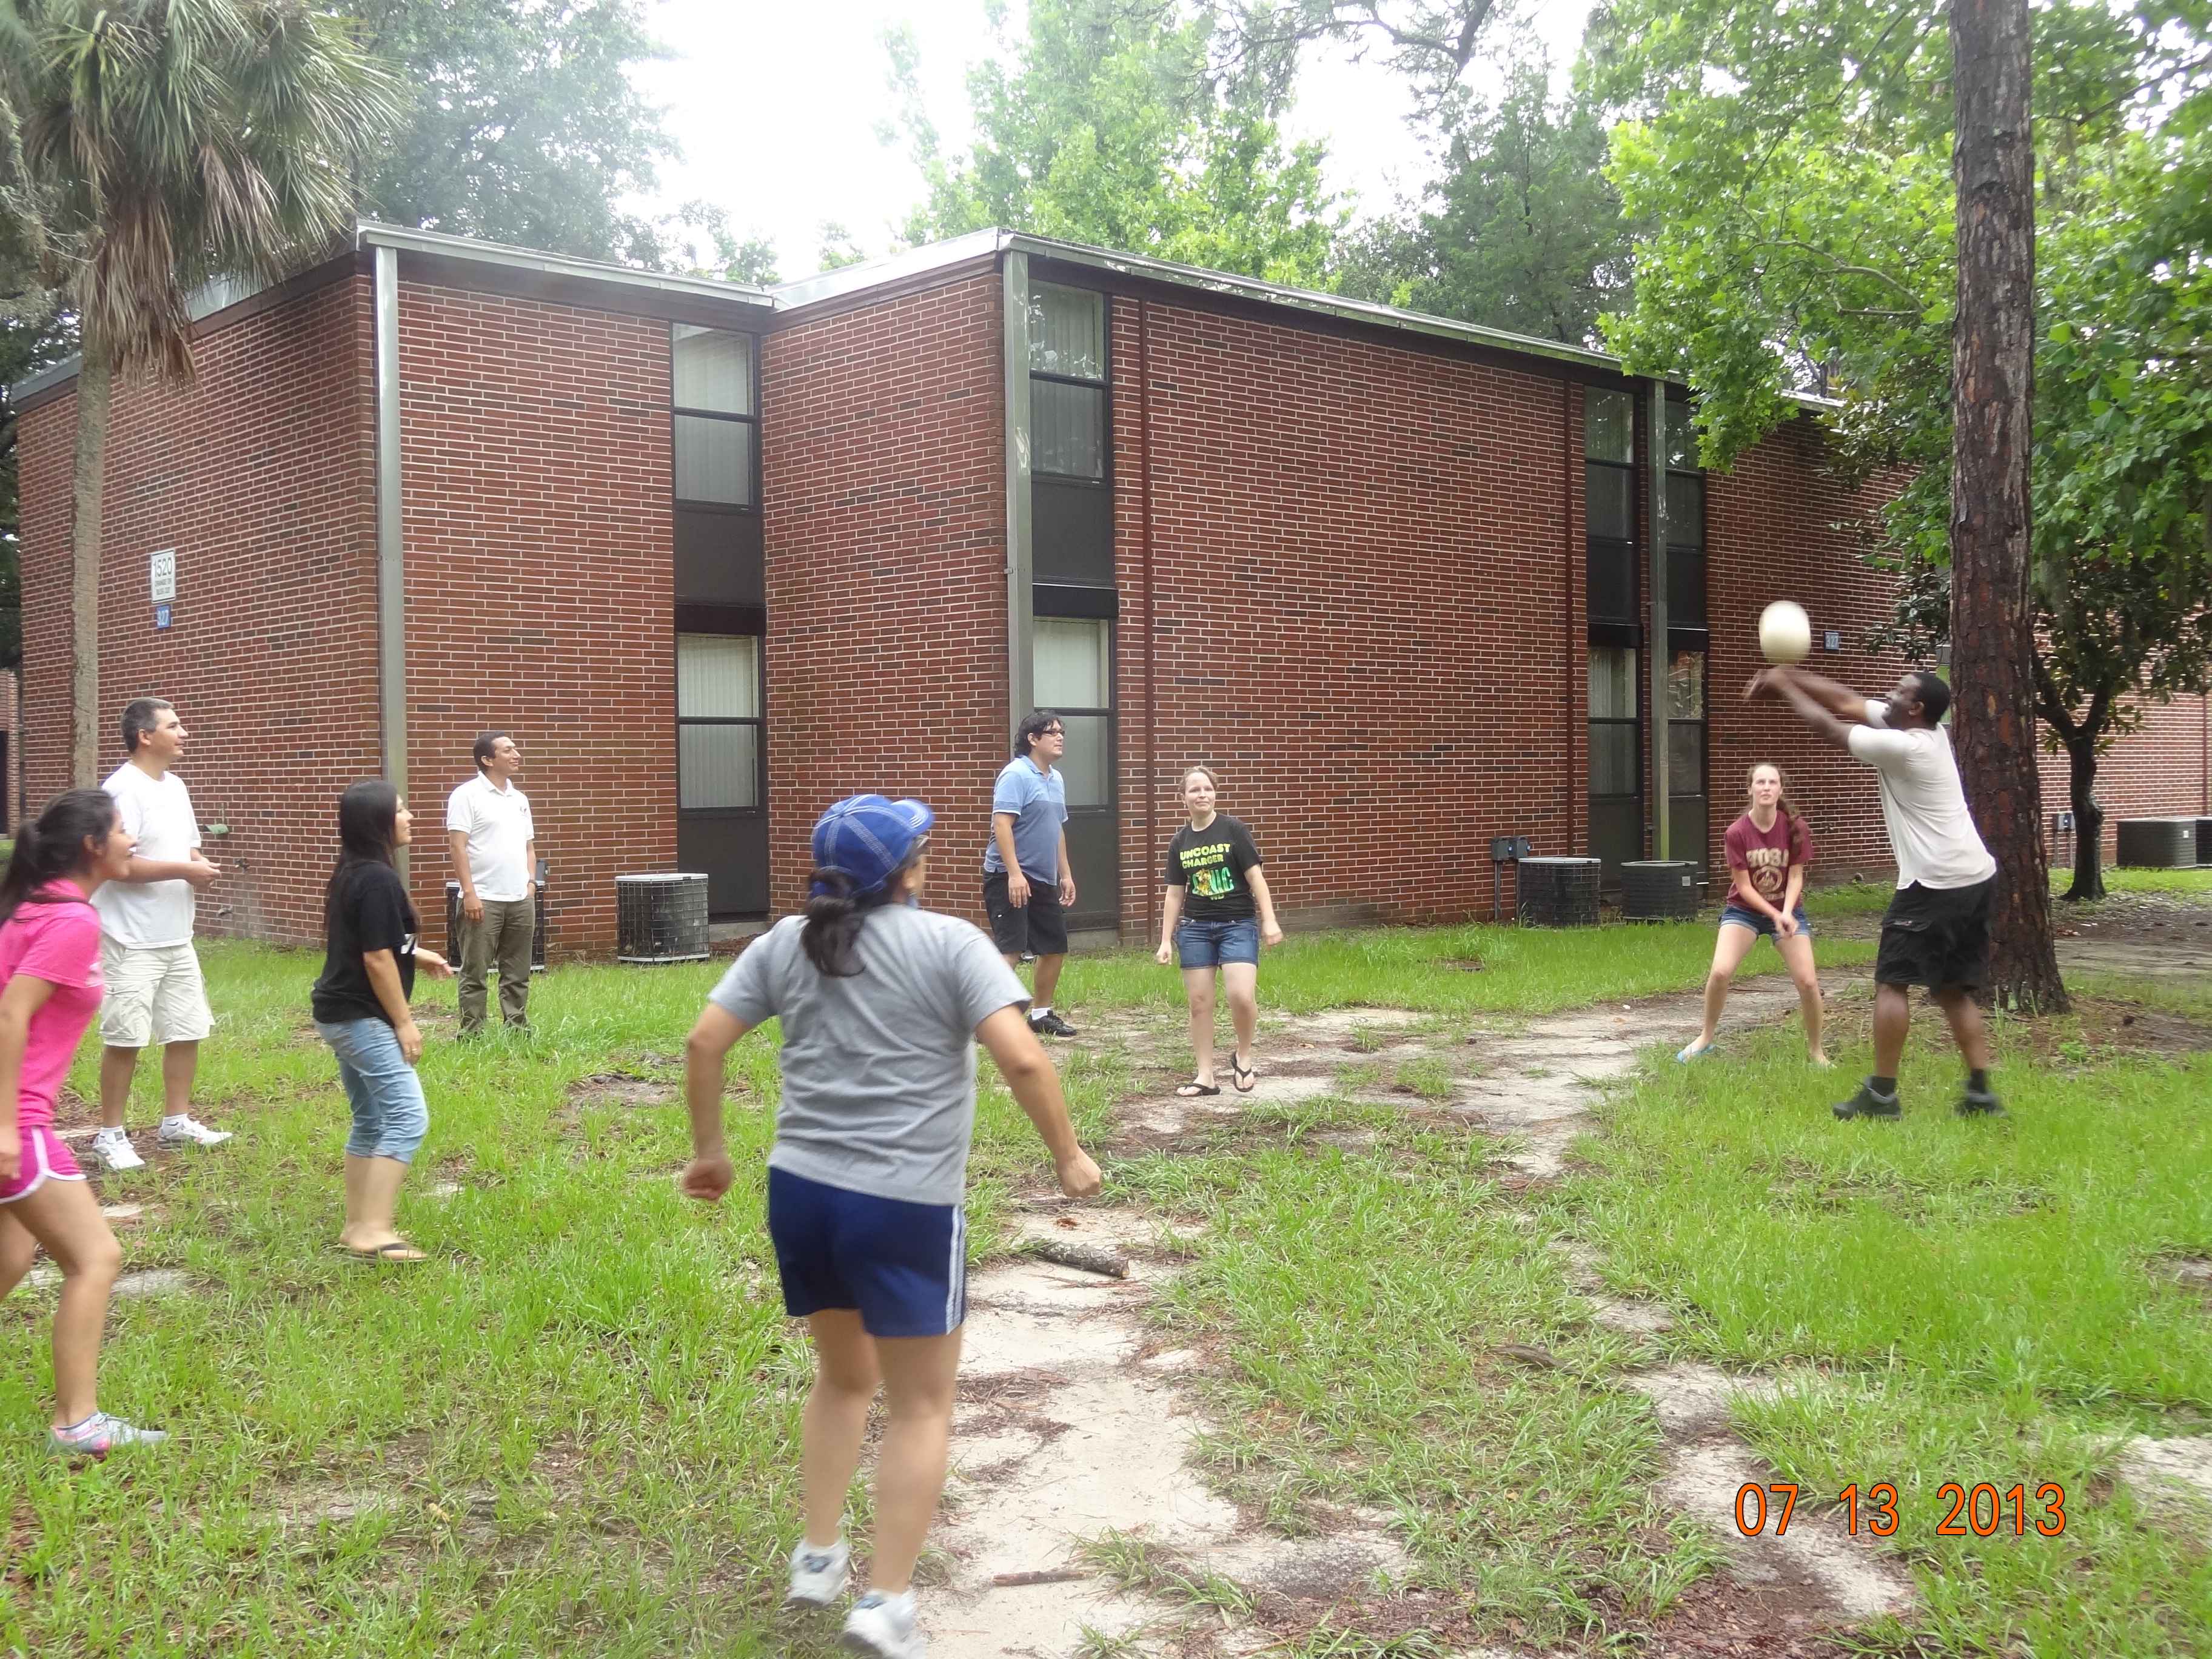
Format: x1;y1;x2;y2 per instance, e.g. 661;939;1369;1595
155;1117;232;1148
840;1589;925;1657
787;1537;851;1606
49;1411;169;1458
92;1134;146;1173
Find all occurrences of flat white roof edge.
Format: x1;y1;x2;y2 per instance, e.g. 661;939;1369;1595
355;221;777;307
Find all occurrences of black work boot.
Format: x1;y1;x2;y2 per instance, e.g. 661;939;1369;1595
1956;1086;2008;1119
1832;1079;1902;1121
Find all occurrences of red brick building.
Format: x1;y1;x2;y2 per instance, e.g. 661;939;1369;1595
13;224;2206;951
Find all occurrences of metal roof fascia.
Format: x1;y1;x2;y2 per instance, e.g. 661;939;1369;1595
1005;233;1625;374
766;228;1008;311
354;221;778;309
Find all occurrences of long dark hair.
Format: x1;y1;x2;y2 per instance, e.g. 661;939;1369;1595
327;780;400;911
801;851;923;977
0;789;120;926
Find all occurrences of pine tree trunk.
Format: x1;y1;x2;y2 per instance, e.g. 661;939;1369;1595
2063;737;2103;902
1949;0;2067;1010
70;343;112;788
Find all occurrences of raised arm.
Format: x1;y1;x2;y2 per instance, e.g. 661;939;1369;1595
1746;665;1863;751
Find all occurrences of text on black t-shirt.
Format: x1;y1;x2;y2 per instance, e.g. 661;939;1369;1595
1164;814;1262;921
312;860;420;1026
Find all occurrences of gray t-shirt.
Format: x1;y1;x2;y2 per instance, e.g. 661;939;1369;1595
708;904;1031;1206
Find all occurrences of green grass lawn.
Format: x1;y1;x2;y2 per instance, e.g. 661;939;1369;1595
1;917;2204;1655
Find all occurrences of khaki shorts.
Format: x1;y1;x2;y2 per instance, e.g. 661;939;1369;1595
99;939;213;1048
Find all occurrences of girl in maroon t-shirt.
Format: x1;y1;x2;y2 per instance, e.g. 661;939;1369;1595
1678;763;1829;1066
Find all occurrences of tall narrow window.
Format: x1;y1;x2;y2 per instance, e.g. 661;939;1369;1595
1034;617;1112;808
677;634;761;809
1586;388;1644;879
673;326;758;506
1663;401;1708;865
1663;401;1707;625
1030;284;1107;482
1585;390;1637;624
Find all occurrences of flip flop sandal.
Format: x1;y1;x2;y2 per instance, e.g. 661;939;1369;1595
1230;1057;1257;1093
335;1241;428;1265
1175;1081;1221;1098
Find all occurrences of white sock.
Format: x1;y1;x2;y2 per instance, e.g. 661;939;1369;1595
95;1125;127;1142
870;1587;917;1621
161;1114;190;1130
1031;1005;1050;1019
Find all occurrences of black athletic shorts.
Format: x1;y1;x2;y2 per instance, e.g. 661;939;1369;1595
982;871;1068;958
1875;877;1996;992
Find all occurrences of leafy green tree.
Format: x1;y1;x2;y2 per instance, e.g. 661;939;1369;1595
885;0;1338;286
1336;58;1631;343
665;201;779;287
1;0;400;782
1591;0;2212;940
358;0;676;266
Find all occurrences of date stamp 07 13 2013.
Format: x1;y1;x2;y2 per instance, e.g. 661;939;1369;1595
1734;1482;2068;1539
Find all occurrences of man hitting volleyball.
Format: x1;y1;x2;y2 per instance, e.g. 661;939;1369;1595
1746;663;2005;1121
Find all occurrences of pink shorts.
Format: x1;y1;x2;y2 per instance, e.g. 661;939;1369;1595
0;1124;85;1204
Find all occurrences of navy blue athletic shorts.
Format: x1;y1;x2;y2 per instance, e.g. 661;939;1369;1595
765;1165;968;1338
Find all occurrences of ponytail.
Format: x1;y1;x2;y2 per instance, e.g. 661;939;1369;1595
0;789;119;926
800;854;921;977
1744;763;1806;850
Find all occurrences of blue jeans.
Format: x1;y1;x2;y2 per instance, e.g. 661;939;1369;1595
1175;916;1261;968
315;1017;429;1164
1720;903;1812;940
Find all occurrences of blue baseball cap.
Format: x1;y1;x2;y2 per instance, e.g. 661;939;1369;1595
811;795;935;897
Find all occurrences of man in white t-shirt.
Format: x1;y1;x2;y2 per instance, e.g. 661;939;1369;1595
90;699;231;1173
1752;665;2003;1121
446;732;537;1036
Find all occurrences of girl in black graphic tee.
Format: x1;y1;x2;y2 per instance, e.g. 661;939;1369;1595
311;782;451;1264
1155;768;1284;1096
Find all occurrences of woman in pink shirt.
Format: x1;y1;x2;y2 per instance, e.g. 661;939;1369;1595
0;789;168;1456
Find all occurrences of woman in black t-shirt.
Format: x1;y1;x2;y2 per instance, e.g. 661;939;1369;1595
311;782;451;1264
1155;768;1283;1095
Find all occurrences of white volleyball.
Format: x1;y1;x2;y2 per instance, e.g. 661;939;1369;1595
1759;600;1812;665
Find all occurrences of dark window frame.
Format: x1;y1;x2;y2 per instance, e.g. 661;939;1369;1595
1033;615;1118;810
671;324;763;512
1663;397;1709;849
674;629;766;814
1029;281;1113;488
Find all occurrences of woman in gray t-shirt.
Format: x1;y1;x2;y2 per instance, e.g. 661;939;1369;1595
679;794;1101;1656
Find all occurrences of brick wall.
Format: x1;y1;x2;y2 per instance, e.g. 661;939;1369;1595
18;275;380;943
759;273;1008;922
2039;691;2211;860
1703;418;1909;883
390;279;677;953
16;270;683;951
1102;298;1915;930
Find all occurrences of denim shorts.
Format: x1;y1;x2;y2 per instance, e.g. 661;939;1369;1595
1720;903;1812;940
766;1165;967;1338
1175;916;1260;968
315;1016;430;1164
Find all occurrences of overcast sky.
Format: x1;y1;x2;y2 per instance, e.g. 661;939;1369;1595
628;0;1594;283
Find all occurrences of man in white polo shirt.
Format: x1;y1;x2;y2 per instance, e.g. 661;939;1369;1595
447;731;537;1036
92;699;230;1173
